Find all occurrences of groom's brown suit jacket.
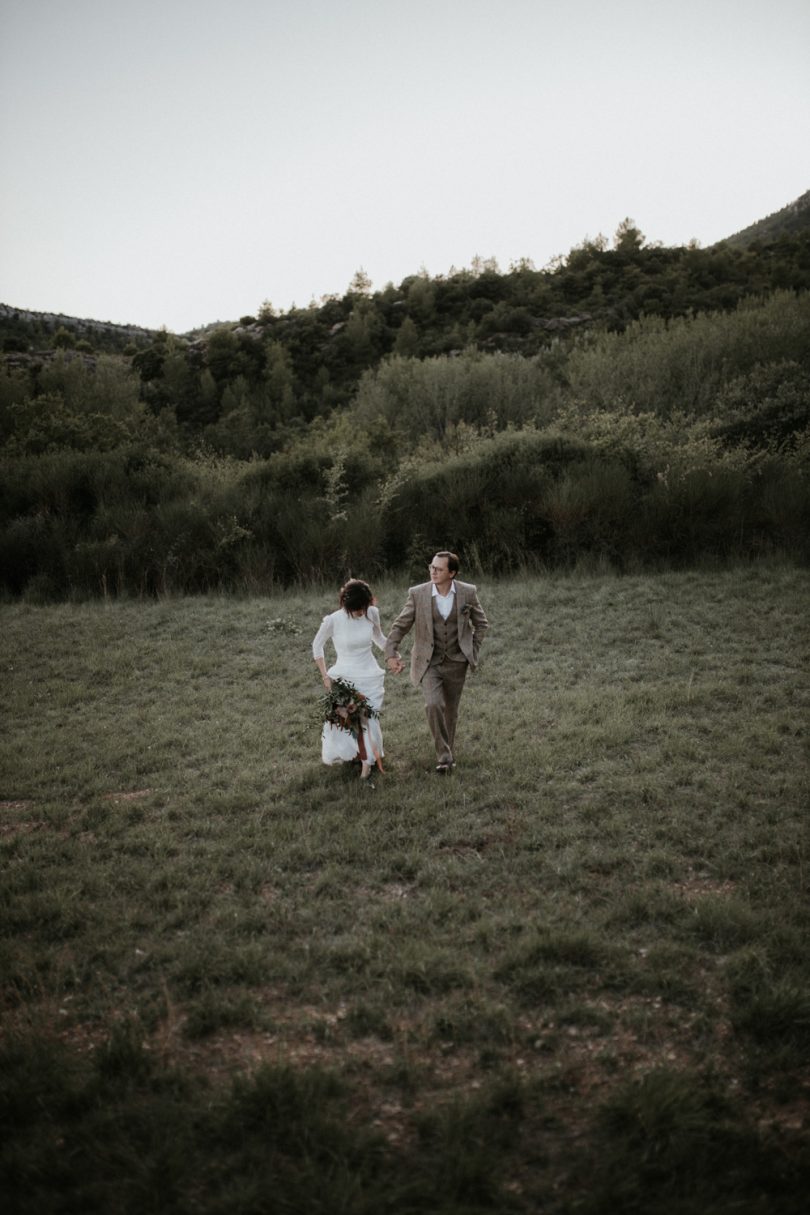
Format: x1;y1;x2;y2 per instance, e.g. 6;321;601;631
384;580;489;685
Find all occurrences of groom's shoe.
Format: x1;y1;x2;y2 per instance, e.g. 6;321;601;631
435;762;454;774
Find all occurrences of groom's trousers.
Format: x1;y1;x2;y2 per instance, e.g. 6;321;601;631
421;657;468;765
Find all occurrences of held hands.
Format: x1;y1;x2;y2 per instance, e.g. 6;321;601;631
386;656;405;675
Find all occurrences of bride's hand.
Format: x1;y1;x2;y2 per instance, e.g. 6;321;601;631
322;676;333;691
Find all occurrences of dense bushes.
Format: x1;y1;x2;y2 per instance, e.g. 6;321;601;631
560;291;810;418
2;419;807;599
352;350;558;442
381;431;593;573
349;291;810;438
380;429;808;575
1;291;808;598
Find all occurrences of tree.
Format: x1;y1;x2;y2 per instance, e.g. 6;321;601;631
394;316;420;357
348;267;373;296
206;328;241;382
53;326;74;349
407;277;435;321
614;218;646;253
264;340;296;423
470;255;501;276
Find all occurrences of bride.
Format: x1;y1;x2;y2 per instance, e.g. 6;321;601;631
312;578;387;782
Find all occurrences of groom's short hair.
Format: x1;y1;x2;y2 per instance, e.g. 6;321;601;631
435;550;460;574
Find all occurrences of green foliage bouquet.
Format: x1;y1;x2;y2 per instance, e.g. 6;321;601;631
318;677;379;739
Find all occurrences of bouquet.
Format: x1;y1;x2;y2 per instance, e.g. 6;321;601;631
318;677;380;739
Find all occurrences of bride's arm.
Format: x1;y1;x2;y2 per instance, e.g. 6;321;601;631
312;615;334;690
369;606;387;651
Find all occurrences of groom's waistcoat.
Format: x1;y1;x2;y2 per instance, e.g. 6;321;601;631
430;597;466;664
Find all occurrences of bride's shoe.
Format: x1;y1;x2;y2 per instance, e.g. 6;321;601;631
360;763;375;786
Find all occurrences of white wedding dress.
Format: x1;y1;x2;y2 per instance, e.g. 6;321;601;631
312;606;386;767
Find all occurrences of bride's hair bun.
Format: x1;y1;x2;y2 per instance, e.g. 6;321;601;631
339;578;373;615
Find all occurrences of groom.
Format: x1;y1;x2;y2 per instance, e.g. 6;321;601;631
385;551;489;773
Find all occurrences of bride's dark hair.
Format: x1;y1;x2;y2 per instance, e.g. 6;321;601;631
339;578;373;616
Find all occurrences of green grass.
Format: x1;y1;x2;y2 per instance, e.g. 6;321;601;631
1;564;809;1213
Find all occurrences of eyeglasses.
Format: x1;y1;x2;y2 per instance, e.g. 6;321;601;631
428;565;449;574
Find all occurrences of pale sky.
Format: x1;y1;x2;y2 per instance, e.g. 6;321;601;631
1;0;807;333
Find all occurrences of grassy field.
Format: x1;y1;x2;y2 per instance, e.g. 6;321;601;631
1;564;809;1213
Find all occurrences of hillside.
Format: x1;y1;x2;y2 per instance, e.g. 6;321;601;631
2;192;809;602
0;302;154;354
2;192;808;367
721;189;810;249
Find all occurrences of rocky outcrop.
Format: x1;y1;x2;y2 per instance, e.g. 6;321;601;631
533;314;592;331
2;348;99;374
0;302;154;344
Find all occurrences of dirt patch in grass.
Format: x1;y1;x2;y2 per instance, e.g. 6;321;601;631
159;987;732;1109
102;788;153;803
672;871;738;899
0;800;39;837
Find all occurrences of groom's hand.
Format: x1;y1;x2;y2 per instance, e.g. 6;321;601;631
386;657;404;675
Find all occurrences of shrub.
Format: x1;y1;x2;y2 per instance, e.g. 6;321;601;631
353;349;557;442
381;429;590;572
563;290;810;418
712;360;810;447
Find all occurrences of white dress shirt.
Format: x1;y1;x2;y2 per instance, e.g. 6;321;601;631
431;580;456;620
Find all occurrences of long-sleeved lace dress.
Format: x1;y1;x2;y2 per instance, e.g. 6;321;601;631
312;606;386;766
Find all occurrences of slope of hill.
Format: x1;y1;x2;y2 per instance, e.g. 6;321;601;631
0;302;155;354
2;193;809;375
720;189;810;248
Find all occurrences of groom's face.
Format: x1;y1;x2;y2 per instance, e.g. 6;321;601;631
429;555;452;590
